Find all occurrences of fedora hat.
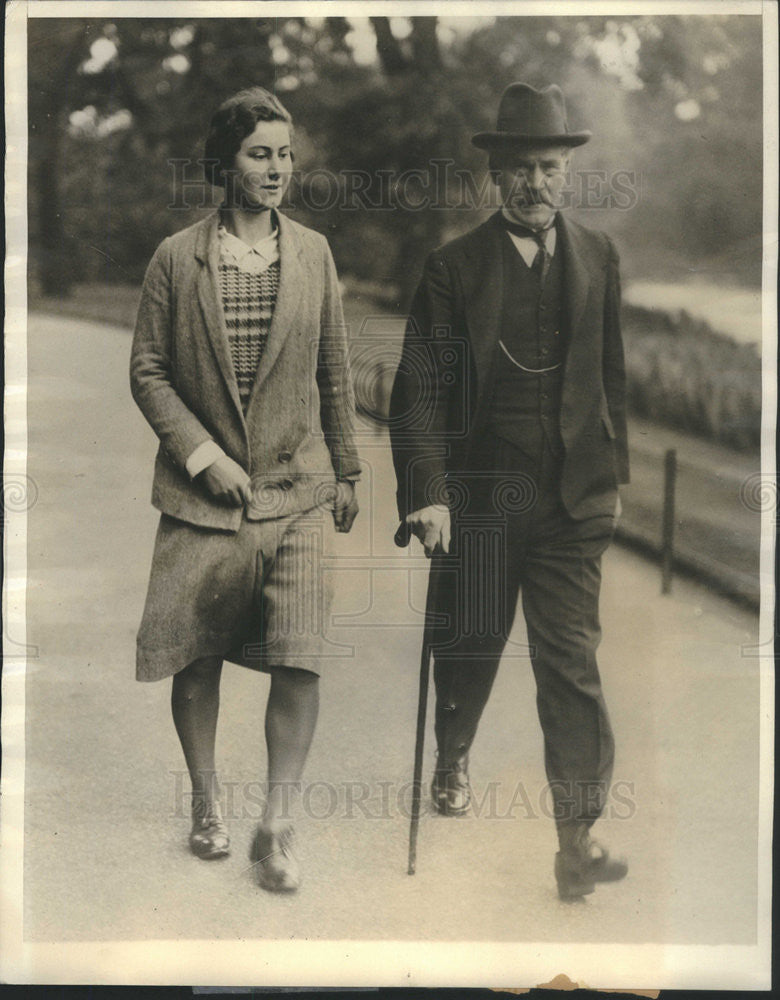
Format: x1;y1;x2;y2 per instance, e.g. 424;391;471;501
472;82;591;149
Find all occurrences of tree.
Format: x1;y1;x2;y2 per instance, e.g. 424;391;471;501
27;13;762;298
28;19;94;295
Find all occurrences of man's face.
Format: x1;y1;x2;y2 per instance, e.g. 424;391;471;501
495;145;571;229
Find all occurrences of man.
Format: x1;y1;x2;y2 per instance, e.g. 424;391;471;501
390;83;629;900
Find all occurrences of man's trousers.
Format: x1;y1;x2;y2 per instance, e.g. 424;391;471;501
430;430;617;828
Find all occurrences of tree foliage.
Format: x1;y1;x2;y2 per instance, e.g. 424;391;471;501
27;14;763;299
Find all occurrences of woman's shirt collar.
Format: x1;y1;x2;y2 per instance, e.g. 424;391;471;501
217;215;280;275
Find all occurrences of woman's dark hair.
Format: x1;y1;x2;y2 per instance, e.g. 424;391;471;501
203;86;293;187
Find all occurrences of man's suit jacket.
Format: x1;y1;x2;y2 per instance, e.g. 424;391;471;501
130;210;360;532
390;211;629;522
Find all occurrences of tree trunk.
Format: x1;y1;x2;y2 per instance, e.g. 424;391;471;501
35;123;73;298
28;19;90;298
410;18;441;73
370;17;407;75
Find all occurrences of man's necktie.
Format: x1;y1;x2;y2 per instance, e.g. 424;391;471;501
502;217;554;282
531;239;547;282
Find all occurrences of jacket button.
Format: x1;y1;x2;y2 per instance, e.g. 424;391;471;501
278;450;292;463
281;478;294;490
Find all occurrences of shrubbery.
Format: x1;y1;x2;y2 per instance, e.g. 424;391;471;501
28;275;761;455
622;304;761;452
345;289;762;454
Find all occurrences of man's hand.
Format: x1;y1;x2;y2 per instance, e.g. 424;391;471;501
333;480;359;533
198;456;252;507
406;504;451;558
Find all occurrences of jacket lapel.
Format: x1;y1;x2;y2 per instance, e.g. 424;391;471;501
194;209;306;422
247;211;304;403
195;213;243;417
556;214;603;423
556;214;592;346
461;213;505;397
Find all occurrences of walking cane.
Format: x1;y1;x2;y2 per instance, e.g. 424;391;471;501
394;519;437;875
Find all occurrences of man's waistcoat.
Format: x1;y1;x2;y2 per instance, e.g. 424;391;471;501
487;233;566;454
389;211;630;522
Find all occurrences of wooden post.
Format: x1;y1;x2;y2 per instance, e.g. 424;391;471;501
661;448;677;594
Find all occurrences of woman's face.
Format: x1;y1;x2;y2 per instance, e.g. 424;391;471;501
229;119;293;211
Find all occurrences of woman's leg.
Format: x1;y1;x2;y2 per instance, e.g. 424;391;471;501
250;514;329;889
250;666;319;889
171;655;224;808
262;666;319;829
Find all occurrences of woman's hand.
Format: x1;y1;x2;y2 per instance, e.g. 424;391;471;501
199;456;253;507
332;480;359;533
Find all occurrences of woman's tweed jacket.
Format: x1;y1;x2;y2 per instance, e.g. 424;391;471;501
130;210;360;531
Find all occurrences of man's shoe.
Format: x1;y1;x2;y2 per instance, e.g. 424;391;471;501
555;824;628;901
431;755;471;816
249;823;301;893
189;800;230;860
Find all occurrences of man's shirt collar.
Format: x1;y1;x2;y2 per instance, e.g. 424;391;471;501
500;209;557;268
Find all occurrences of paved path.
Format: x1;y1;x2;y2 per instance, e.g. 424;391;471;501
22;313;762;946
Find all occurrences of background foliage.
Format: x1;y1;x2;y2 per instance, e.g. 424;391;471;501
29;14;763;299
27;15;763;451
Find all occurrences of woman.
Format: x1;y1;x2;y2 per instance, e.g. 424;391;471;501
130;87;360;892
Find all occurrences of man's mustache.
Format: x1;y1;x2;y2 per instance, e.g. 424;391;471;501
508;180;556;207
511;192;556;207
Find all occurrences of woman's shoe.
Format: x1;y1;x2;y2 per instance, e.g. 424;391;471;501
249;823;301;892
189;800;230;860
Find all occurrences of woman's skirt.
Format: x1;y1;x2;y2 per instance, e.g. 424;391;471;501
136;504;337;681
